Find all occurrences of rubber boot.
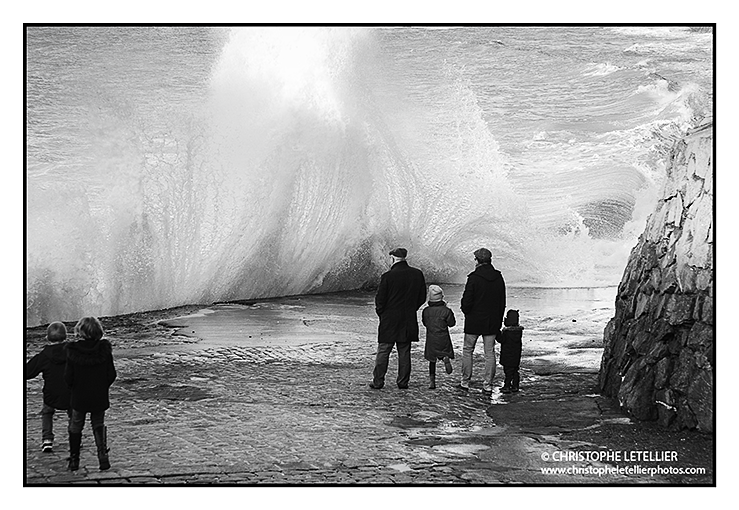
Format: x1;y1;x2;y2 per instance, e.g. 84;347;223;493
428;362;437;389
93;425;111;470
67;432;82;471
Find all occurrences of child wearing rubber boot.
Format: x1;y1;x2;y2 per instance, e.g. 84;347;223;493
498;309;523;393
421;285;456;389
25;321;72;453
65;317;117;471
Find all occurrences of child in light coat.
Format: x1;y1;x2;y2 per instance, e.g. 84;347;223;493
422;285;456;389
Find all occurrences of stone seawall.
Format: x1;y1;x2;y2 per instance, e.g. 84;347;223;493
599;122;713;432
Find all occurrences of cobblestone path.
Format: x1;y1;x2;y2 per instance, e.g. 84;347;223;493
25;332;640;485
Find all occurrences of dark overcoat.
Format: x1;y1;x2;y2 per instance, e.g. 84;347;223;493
375;260;426;344
65;339;117;412
498;326;523;366
25;343;71;409
422;301;456;361
461;263;506;335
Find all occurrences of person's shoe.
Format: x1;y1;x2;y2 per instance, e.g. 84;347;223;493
443;357;453;374
93;425;111;471
67;432;82;471
511;385;520;393
41;440;53;453
501;385;512;394
369;382;384;389
397;385;409;389
428;375;436;389
456;384;469;391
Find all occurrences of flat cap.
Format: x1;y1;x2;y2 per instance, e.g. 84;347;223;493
474;248;492;262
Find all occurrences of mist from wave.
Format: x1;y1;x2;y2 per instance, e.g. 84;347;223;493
25;26;712;325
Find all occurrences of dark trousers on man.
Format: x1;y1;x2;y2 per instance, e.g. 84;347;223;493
373;341;411;388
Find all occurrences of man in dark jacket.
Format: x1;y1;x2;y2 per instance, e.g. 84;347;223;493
370;248;427;389
459;248;506;393
25;321;72;452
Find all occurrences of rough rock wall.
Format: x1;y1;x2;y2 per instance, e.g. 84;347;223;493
599;122;713;432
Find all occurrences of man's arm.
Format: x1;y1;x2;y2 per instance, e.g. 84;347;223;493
461;277;474;315
375;274;388;316
416;271;427;310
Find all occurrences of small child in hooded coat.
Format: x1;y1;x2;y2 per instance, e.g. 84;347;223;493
497;309;524;393
422;285;456;389
25;321;72;452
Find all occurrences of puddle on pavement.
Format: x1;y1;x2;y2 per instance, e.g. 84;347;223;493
432;443;489;456
135;383;213;401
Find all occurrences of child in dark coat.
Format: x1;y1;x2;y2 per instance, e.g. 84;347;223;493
497;309;524;393
65;316;117;471
25;321;72;453
421;285;456;389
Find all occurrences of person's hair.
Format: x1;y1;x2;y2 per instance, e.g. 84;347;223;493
74;316;104;342
46;321;67;343
474;247;492;264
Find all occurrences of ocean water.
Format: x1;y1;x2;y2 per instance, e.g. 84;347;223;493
25;26;713;326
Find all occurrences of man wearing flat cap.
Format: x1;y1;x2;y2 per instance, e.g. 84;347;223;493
459;247;506;393
370;248;427;389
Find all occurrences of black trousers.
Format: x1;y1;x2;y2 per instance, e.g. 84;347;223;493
373;341;411;388
503;365;520;388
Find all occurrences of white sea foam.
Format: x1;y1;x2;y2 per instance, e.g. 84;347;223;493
25;27;713;325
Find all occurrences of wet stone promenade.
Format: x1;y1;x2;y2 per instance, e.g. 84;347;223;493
24;297;713;485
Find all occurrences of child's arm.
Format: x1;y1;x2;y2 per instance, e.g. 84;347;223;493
446;309;456;328
107;355;117;386
24;352;44;380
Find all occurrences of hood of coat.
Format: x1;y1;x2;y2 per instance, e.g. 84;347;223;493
43;343;68;364
65;339;112;366
468;263;502;282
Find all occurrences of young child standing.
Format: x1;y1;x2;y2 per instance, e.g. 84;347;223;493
421;285;456;389
25;321;72;453
64;316;117;471
498;309;524;393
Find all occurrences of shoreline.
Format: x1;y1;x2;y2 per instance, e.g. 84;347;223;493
25;290;713;485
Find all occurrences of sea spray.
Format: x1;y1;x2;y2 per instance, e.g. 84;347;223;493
26;27;712;325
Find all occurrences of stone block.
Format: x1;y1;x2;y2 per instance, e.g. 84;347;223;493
666;294;695;325
676;398;697;430
684;173;703;209
650;318;673;342
655;388;675;406
618;358;657;421
665;193;683;226
647;206;668;242
659;265;678;294
648;268;662;291
667;329;689;355
645;342;668;364
653;356;673;389
701;294;714;325
688;321;714;350
656;399;677;428
669;348;694;393
676;264;696;293
695;269;712;291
